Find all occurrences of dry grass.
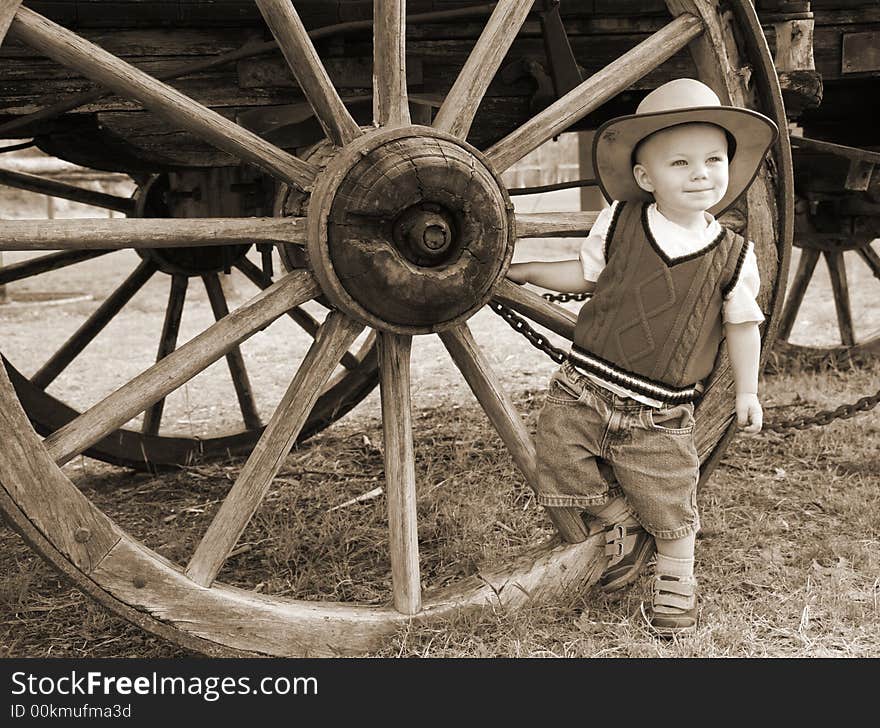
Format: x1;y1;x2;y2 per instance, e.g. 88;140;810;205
1;357;878;658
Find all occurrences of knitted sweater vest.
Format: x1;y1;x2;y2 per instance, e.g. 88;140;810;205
570;202;748;403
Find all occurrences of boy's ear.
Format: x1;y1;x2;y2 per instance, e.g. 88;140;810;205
632;164;654;193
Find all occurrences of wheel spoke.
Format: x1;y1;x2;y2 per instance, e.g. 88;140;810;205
185;311;364;588
492;279;576;341
373;0;411;128
856;242;880;281
0;2;21;45
141;274;188;437
778;247;820;340
0;249;113;286
255;0;362;147
30;260;158;390
234;257;362;370
516;211;601;239
43;270;321;466
202;273;263;430
8;7;318;190
433;0;534;140
378;332;421;614
0;217;307;251
823;251;856;347
486;13;703;172
438;324;586;543
0;168;136;215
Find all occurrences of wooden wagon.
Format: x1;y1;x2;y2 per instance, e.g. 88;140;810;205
0;1;793;656
764;0;880;364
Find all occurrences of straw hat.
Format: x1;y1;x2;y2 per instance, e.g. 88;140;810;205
592;78;778;216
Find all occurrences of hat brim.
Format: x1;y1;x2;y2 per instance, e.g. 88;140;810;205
592;106;778;216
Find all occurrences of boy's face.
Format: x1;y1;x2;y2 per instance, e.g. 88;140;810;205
632;123;729;219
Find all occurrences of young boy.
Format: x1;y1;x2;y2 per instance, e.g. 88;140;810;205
507;78;777;635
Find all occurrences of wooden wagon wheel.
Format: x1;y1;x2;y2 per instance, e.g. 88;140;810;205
772;137;880;368
0;0;791;656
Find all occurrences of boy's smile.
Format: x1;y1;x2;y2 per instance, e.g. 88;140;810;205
631;123;730;231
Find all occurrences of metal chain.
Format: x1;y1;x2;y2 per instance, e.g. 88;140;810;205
763;387;880;432
490;299;880;433
541;291;590;303
489;301;568;364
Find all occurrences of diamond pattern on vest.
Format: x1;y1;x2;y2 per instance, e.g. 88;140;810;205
615;266;677;365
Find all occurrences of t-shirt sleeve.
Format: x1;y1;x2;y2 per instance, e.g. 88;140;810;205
578;201;616;282
722;241;765;325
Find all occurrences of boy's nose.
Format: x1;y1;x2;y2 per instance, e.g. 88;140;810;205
690;165;708;179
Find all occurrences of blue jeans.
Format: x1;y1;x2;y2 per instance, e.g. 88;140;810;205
536;361;700;540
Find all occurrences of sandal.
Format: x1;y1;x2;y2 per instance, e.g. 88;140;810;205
598;522;655;592
649;574;698;637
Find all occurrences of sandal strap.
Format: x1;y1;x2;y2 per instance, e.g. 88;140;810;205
603;523;645;563
653;575;696;597
652;575;697;612
653;592;695;612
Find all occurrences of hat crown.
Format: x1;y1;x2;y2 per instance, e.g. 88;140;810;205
636;78;722;115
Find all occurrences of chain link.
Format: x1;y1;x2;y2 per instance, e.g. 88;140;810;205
541;291;591;303
763;387;880;432
491;299;880;433
489;301;568;363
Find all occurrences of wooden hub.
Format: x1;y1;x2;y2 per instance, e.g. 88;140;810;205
307;128;515;334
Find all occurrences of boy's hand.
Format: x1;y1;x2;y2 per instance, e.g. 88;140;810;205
506;262;530;285
735;392;763;434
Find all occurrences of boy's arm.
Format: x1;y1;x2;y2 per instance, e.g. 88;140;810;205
724;321;762;434
507;260;596;294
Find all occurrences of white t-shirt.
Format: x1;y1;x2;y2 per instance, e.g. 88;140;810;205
574;201;764;406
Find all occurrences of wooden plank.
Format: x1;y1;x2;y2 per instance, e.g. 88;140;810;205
438;324;587;544
237;55;423;90
43;270;321;466
492;278;577;341
142;274;188;437
0;359;121;574
8;6;319;190
0;167;136;214
202;273;263;431
515;211;601;238
373;0;410;128
185;311;364;587
433;0;534;139
378;332;421;615
486;13;704;172
255;0;361;147
31;260;157;389
0;217;307;251
791;136;880;165
842;31;880;74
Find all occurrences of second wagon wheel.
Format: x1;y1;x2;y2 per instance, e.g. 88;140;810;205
0;165;380;472
772;136;880;368
0;0;791;656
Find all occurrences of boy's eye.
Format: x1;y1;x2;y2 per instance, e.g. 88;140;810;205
707;155;724;163
671;159;688;167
